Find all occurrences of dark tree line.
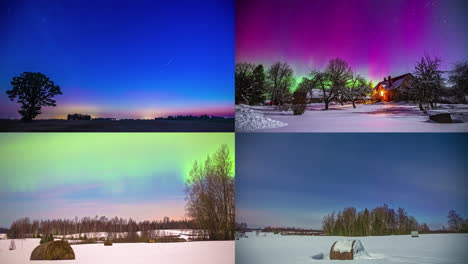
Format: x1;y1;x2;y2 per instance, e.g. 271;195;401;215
447;210;468;232
67;113;91;120
235;222;248;232
236;57;468;114
322;205;430;236
8;216;194;239
262;226;322;233
185;144;235;240
235;59;371;112
158;115;228;120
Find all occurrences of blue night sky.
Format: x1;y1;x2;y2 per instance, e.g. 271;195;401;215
236;133;468;230
0;0;234;119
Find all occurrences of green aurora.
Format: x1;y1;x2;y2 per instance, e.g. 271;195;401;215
0;133;234;226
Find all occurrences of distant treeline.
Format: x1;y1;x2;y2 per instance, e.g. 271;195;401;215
156;115;230;120
8;216;194;239
236;57;468;111
262;226;322;233
322;204;430;236
235;223;322;234
67;113;91;120
65;114;232;121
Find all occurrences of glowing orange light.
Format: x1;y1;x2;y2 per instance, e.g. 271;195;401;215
380;91;384;97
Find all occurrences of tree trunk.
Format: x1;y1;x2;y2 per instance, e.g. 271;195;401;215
352;100;356;108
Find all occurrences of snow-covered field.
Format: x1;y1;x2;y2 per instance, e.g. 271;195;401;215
0;238;234;264
236;232;468;264
236;103;468;132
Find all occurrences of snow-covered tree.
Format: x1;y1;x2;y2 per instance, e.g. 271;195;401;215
410;55;444;111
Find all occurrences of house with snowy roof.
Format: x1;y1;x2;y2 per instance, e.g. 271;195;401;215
373;73;414;102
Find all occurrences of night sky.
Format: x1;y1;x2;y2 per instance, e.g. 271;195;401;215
236;0;468;82
0;0;234;119
0;133;234;227
236;133;468;230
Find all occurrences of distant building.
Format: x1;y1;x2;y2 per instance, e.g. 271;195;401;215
373;73;414;102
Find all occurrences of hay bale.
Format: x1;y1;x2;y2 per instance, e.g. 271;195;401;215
104;240;113;246
429;112;452;123
30;241;75;260
330;240;367;260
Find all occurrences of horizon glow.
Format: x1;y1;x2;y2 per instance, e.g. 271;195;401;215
236;0;468;82
0;133;235;227
0;0;234;119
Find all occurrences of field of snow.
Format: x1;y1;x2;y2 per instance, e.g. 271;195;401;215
236;103;468;132
236;232;468;264
0;238;234;264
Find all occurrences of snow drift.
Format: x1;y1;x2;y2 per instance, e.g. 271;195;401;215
235;105;288;131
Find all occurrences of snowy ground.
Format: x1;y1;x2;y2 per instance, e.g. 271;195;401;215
236;232;468;264
235;103;468;132
0;238;234;264
235;105;288;131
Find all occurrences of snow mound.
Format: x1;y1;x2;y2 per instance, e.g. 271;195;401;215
235;105;287;131
351;240;371;259
311;252;324;260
